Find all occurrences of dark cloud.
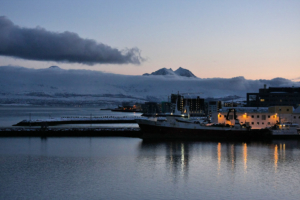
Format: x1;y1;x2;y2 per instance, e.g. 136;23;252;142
0;16;144;65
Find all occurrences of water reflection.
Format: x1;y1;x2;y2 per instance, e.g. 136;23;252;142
243;143;247;173
274;145;278;172
138;140;300;182
217;143;221;172
231;144;235;171
138;141;189;181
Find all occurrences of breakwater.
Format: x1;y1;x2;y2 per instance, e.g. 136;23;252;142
13;116;147;126
0;127;142;138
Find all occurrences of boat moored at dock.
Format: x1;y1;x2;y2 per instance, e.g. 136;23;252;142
136;108;272;141
270;122;300;139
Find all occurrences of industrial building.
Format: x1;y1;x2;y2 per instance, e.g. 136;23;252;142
247;85;300;108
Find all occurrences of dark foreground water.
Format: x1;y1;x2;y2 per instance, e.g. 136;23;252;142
1;138;300;200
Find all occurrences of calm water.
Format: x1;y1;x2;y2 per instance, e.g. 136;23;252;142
0;106;141;128
1;138;300;200
1;106;300;199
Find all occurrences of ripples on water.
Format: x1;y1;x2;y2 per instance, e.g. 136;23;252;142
1;138;300;200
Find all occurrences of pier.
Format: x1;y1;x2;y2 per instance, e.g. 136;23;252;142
13;116;147;126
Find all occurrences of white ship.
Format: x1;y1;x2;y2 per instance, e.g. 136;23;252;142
136;105;271;140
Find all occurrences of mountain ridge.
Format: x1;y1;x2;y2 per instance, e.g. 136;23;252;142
143;67;197;78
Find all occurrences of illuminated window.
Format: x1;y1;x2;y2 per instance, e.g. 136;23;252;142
260;99;265;102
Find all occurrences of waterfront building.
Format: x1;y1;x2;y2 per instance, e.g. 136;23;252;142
171;94;205;114
205;101;222;115
141;102;162;114
247;85;300;107
161;102;173;113
211;106;300;129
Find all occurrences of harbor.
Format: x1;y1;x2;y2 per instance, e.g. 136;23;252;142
1;105;300;140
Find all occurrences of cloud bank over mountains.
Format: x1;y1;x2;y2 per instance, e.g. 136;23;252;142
0;66;299;106
0;16;144;65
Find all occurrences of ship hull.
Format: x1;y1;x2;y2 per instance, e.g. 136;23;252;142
138;122;271;141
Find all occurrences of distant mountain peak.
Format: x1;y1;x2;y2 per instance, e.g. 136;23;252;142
174;67;197;78
143;68;176;76
143;67;197;78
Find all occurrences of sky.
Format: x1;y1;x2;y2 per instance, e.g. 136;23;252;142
0;0;299;80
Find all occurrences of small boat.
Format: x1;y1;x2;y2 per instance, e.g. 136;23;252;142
271;122;300;139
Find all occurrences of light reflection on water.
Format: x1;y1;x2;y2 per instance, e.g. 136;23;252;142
243;143;247;173
1;138;300;199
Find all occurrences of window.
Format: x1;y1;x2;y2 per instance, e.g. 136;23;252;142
294;116;296;119
257;122;259;125
251;115;254;118
257;115;260;118
224;115;227;118
262;115;266;120
268;122;270;125
268;115;270;118
251;122;254;125
287;109;289;111
262;122;264;125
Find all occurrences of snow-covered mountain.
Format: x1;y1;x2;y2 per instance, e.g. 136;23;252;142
0;66;299;107
143;67;197;78
174;67;197;78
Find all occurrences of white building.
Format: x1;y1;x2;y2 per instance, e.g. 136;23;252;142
211;106;299;129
